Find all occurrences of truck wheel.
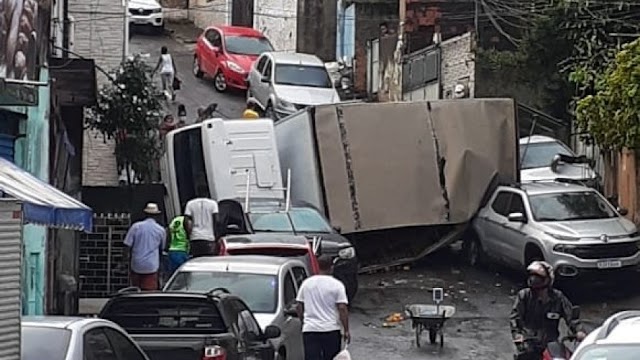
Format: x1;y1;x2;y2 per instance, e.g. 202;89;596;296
463;231;485;267
265;103;275;120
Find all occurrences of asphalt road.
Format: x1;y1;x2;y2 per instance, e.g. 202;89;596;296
129;29;246;121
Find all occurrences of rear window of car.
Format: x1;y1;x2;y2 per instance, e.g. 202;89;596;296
101;297;226;334
22;326;71;360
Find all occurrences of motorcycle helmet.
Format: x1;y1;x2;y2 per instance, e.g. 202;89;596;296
526;261;554;288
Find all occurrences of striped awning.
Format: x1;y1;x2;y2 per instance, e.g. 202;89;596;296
0;157;93;232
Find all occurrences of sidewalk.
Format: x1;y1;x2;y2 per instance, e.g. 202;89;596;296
166;20;203;44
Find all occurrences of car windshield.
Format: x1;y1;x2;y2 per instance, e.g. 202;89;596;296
22;326;71;360
574;345;640;360
225;36;273;56
274;64;332;88
520;141;573;169
249;208;333;233
529;191;617;221
166;271;278;313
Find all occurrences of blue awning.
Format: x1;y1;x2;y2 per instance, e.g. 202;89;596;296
0;157;93;232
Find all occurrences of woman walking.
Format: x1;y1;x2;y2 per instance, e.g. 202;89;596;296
154;46;177;101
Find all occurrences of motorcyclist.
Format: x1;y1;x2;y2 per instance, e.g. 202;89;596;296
510;261;586;358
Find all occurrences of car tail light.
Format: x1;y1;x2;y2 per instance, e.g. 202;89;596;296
203;345;226;360
308;244;321;274
217;240;227;255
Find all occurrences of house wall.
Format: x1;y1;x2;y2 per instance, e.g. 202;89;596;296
297;0;337;61
189;0;229;29
256;0;298;52
69;0;125;186
440;32;475;99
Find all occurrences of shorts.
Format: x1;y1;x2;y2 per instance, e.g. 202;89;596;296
130;271;158;290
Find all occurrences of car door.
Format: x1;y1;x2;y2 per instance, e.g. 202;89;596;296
280;267;304;360
103;327;148;360
256;58;273;107
500;192;530;267
234;300;275;360
202;29;222;75
84;327;119;360
250;55;269;105
476;190;512;259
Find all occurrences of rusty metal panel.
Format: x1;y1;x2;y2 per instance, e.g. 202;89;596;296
0;200;22;360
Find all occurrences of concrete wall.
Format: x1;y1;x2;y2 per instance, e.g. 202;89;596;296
190;0;229;29
69;0;125;186
296;0;336;61
440;32;475;99
256;0;297;52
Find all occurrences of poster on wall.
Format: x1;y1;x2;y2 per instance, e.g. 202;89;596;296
0;0;51;81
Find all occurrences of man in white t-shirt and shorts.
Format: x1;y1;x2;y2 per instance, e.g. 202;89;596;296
184;197;219;257
296;255;350;360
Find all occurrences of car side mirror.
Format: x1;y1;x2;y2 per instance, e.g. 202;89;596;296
263;325;281;339
571;306;580;319
261;75;270;83
212;46;221;55
284;304;298;317
332;225;342;234
508;212;526;223
618;207;629;216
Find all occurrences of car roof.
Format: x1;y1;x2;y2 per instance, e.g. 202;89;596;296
506;182;596;196
224;233;309;247
21;316;112;330
264;52;324;66
207;25;265;38
588;312;640;345
519;135;561;144
178;255;299;275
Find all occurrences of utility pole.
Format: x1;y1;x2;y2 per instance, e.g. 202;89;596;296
123;0;130;60
62;0;69;59
391;0;406;101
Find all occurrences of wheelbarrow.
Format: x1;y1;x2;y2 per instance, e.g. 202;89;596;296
405;304;456;348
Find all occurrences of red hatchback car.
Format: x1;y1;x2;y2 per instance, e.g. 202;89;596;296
193;25;274;92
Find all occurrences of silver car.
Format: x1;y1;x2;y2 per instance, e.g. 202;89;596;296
164;255;308;360
22;316;149;360
466;182;640;280
247;52;340;120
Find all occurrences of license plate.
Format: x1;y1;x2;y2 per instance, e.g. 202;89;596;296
597;260;622;269
133;18;148;24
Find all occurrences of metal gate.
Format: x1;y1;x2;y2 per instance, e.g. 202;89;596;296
0;200;23;360
231;0;254;27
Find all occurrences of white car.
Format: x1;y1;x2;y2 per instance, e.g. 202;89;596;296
128;0;164;33
519;135;598;186
571;311;640;359
247;52;340;120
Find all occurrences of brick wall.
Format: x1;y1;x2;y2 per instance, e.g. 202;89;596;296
79;214;131;297
440;32;475;99
69;0;124;186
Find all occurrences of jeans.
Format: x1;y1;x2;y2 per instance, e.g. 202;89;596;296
303;331;341;360
167;251;189;274
160;72;174;99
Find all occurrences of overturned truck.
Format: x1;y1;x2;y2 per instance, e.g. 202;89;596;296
274;99;519;270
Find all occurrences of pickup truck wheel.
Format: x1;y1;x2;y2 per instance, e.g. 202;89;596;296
265;103;276;120
464;233;485;267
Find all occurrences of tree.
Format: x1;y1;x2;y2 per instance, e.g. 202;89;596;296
87;55;164;184
575;38;640;151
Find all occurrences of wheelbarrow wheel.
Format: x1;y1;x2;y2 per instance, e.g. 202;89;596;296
429;328;437;344
415;324;421;347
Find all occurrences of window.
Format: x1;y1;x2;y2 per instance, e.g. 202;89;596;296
206;30;222;48
256;56;268;73
508;194;526;215
491;192;512;216
292;267;307;288
519;140;573;169
283;271;296;306
103;328;145;360
529;191;617;222
234;300;262;342
165;271;278;313
263;59;272;78
225;36;273;56
274;64;332;88
84;328;117;360
172;127;210;212
22;327;71;360
248;208;332;233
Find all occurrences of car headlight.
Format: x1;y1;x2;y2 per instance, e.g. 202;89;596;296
553;244;578;254
545;232;580;241
226;61;244;73
338;246;356;259
151;8;162;13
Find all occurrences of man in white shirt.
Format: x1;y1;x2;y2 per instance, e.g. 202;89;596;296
296;256;350;360
184;197;219;257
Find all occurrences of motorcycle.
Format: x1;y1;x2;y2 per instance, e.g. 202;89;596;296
514;335;577;360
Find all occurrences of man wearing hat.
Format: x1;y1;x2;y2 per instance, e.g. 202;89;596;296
123;203;166;290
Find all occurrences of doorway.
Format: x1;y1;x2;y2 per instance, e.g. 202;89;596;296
231;0;255;27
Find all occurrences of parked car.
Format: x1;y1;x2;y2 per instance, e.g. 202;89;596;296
571;310;640;359
246;52;340;120
22;316;150;360
465;182;640;281
193;26;274;92
219;233;321;274
163;256;307;360
519;135;598;186
128;0;164;33
100;289;281;360
248;204;359;302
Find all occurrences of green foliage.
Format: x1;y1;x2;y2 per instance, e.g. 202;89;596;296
87;55;163;183
575;38;640;150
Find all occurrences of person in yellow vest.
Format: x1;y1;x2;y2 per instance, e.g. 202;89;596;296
242;108;260;119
